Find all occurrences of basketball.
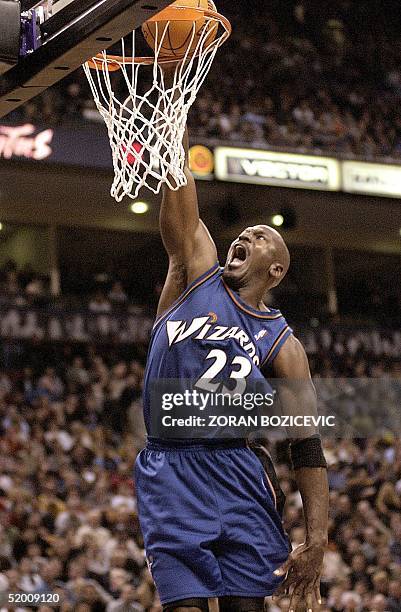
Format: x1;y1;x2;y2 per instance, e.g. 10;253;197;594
142;0;218;60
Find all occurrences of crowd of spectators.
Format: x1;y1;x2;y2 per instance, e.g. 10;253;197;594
0;260;49;307
2;255;401;329
0;322;400;611
189;0;401;159
7;0;401;161
0;259;148;315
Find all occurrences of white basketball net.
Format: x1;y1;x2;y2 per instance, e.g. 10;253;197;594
83;7;230;202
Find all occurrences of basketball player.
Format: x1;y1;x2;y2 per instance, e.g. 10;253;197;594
135;128;329;612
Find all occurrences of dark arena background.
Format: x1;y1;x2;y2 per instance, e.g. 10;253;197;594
1;1;401;611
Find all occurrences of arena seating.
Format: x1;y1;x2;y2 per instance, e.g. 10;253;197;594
7;0;401;161
0;321;400;610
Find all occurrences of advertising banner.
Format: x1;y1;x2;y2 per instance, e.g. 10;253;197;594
215;146;341;191
3;122;401;199
342;160;401;198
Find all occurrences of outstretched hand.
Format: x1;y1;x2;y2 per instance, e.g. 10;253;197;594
272;542;325;612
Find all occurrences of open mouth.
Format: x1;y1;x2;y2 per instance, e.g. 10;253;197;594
229;243;248;268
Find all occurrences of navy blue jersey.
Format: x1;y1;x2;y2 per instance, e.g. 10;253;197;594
143;262;292;433
137;263;292;602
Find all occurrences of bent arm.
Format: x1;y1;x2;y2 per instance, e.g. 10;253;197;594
272;335;329;547
157;127;217;317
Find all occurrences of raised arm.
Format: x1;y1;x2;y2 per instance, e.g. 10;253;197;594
271;335;329;612
157;127;217;318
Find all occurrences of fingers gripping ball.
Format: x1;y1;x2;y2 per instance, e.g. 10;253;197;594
142;0;218;60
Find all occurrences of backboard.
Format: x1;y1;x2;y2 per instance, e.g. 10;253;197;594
0;0;173;119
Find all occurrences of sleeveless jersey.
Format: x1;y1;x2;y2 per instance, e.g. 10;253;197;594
143;262;293;433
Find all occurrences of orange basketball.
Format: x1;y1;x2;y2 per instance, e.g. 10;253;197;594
142;0;218;60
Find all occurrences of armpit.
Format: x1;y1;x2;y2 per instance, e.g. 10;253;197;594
169;260;187;294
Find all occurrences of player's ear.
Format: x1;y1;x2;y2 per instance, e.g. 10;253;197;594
269;262;284;283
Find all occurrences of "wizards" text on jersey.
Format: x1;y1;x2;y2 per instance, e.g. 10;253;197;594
166;316;260;366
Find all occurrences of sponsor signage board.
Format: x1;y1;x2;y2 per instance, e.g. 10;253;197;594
189;144;214;179
2;123;401;198
0;121;112;167
342;160;401;198
0;122;214;181
215;146;341;191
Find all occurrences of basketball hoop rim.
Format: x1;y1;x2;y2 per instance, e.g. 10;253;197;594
85;7;231;71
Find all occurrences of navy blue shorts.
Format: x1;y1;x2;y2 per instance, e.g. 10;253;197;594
134;439;290;605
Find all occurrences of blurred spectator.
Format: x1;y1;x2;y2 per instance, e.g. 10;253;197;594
108;282;129;306
107;584;144;612
67;357;91;389
25;275;45;300
38;366;64;401
89;291;112;313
